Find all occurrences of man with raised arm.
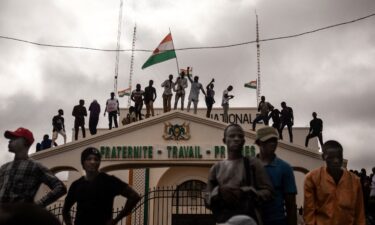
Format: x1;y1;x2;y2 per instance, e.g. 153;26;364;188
222;85;234;123
174;70;188;110
187;70;206;114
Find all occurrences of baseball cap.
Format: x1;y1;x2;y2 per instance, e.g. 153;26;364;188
255;126;278;142
81;147;102;165
4;127;34;146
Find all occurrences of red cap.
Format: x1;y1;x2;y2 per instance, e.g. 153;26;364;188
4;127;34;146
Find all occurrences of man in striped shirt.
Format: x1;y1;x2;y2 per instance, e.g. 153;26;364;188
0;127;66;207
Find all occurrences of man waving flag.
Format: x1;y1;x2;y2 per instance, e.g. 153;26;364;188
142;33;177;69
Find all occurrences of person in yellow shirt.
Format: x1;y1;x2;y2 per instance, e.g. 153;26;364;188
303;140;365;225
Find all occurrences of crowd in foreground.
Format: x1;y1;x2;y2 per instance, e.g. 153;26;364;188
0;125;374;225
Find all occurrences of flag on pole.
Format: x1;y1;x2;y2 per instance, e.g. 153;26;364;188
244;80;257;89
118;87;131;97
142;33;177;69
180;67;192;75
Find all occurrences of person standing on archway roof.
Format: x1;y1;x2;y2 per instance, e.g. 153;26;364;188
104;92;120;130
252;96;274;131
187;68;206;114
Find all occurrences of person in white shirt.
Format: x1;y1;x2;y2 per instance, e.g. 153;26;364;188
222;85;234;123
131;84;145;121
161;74;174;113
173;71;188;110
104;92;120;130
187;74;206;114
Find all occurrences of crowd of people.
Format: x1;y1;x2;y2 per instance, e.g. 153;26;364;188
2;69;374;225
0;121;374;225
206;124;375;225
35;68;327;152
34;68;239;150
0;127;140;225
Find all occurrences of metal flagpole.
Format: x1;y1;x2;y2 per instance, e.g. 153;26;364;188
169;28;180;75
128;24;137;107
114;0;124;94
255;10;261;106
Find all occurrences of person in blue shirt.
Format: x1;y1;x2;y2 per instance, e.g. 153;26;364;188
255;126;297;225
36;134;57;152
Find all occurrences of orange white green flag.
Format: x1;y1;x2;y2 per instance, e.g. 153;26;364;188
118;87;131;97
244;80;257;89
142;33;177;69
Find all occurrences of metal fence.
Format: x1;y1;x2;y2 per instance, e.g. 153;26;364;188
48;185;215;225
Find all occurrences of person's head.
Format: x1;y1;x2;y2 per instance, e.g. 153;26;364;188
223;124;245;154
312;112;317;118
224;215;257;225
79;99;85;105
261;96;265;102
0;203;61;225
129;106;135;113
169;74;173;80
227;85;233;91
4;127;34;153
194;76;199;82
372;167;375;174
272;108;280;114
58;109;64;115
149;80;154;86
322;140;343;171
360;168;366;175
81;147;101;173
180;71;185;78
281;101;286;108
43;134;49;140
255;127;279;158
110;92;115;99
136;83;141;90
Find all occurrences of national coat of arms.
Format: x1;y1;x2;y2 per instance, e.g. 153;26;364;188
162;122;191;140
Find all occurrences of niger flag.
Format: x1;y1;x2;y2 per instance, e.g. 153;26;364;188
142;33;176;69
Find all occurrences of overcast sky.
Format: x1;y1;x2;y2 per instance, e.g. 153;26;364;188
0;0;374;172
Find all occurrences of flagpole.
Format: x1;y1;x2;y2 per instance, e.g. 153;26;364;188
128;24;137;107
255;10;261;106
114;0;124;94
169;28;180;75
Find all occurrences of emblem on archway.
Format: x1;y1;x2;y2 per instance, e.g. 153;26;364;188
163;122;191;140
